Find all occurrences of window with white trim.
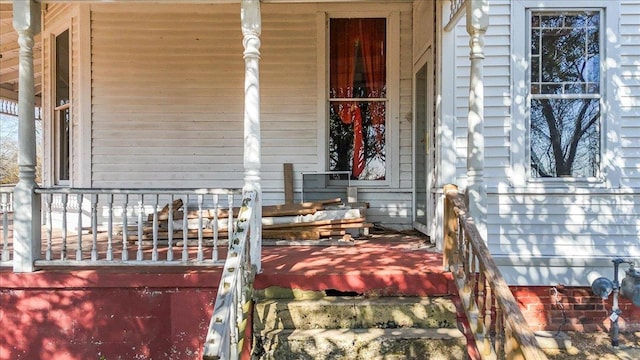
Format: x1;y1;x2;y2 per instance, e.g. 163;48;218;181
528;10;602;179
328;17;387;181
53;29;71;185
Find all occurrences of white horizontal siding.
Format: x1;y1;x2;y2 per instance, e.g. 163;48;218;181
489;189;640;286
260;6;318;191
90;4;245;189
87;2;413;229
451;1;512;191
399;9;414;190
619;1;640;186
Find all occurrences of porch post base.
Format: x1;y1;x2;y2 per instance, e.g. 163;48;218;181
13;182;41;273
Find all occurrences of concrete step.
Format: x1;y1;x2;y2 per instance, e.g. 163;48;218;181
254;296;459;332
253;328;467;360
252;295;466;359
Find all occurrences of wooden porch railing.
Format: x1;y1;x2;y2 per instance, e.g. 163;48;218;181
443;184;548;360
0;184;14;264
0;184;14;213
1;187;245;267
203;189;258;360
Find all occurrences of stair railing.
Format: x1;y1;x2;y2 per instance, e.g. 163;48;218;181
203;189;258;360
443;184;548;360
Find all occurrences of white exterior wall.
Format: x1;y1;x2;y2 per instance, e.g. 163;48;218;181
81;2;415;230
442;0;640;286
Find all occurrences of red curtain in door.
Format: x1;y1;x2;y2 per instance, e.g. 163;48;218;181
359;19;386;155
330;18;385;178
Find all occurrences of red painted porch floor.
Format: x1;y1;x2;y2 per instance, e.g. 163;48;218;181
257;230;452;296
1;216;451;297
2;210;450;296
0;217;455;296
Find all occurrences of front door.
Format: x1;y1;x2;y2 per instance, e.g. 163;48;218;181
413;56;436;237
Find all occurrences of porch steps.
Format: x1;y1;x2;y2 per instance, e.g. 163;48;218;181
250;290;467;359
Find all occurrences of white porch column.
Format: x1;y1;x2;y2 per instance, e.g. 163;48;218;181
465;0;488;238
12;0;42;272
241;0;262;273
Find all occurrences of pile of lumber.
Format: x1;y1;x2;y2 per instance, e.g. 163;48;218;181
261;198;371;241
142;198;371;242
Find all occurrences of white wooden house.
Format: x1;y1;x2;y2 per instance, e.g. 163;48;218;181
1;0;639;287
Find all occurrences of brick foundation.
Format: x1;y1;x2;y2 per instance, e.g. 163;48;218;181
512;285;640;333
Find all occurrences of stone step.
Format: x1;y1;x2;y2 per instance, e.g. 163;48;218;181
253;327;467;360
254;296;459;332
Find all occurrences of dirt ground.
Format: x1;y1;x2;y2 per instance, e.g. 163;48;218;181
544;331;640;360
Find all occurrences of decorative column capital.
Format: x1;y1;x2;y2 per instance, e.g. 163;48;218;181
466;0;489;34
12;0;41;34
242;0;262;60
466;0;489;60
241;0;261;37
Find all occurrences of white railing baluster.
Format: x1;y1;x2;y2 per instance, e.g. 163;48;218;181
197;194;204;262
212;194;219;262
152;194;159;262
76;194;83;260
122;194;129;261
45;194;52;261
107;194;114;261
182;195;189;261
91;194;99;261
137;197;144;261
61;194;68;260
167;194;174;261
22;188;244;268
227;194;234;248
1;193;8;262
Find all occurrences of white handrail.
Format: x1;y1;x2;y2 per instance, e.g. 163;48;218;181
203;190;258;360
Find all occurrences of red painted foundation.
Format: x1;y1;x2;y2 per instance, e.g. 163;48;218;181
0;269;221;360
4;235;640;360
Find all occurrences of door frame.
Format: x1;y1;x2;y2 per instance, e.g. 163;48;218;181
412;46;437;238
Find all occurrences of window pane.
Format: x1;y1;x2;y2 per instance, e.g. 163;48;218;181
329;18;386;180
58;108;70;181
530;11;599;94
55;30;70;182
329;101;386;180
329;18;386;99
530;98;600;178
56;30;70;106
531;29;540;55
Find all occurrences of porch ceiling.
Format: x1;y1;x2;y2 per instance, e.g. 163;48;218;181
0;3;42;103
